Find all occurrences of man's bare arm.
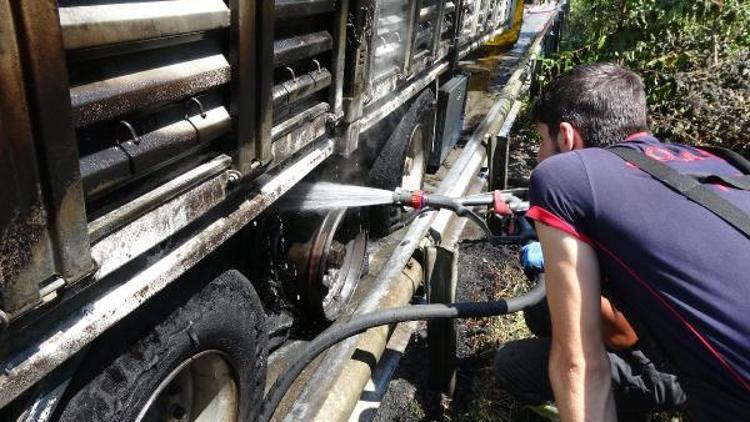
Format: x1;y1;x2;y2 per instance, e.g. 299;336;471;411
535;223;616;422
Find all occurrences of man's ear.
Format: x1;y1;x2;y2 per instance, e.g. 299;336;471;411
557;122;585;151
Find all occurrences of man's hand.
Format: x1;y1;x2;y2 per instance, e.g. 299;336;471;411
601;296;639;351
535;222;616;422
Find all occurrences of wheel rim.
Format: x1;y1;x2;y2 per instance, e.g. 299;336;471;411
401;124;426;191
137;350;238;422
269;208;366;321
307;208;367;320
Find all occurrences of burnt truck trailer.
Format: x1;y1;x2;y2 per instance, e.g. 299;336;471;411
0;0;535;420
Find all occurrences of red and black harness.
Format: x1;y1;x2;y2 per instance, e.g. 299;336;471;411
608;145;750;238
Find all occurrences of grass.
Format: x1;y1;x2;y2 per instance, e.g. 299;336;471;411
450;247;552;422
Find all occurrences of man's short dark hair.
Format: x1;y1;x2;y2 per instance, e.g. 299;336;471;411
532;63;649;147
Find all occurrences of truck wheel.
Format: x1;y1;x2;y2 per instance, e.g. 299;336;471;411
265;208;367;321
56;270;267;422
368;89;434;237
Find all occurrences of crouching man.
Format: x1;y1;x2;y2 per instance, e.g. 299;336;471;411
494;63;750;421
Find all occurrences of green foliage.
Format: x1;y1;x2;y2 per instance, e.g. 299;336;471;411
540;0;750;152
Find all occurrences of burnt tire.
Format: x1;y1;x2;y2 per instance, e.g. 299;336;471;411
56;270;267;422
368;89;434;237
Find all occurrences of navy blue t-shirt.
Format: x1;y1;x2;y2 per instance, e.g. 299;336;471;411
527;135;750;398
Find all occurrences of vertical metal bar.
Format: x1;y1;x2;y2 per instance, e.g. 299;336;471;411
430;0;447;58
330;0;350;116
490;134;510;190
256;0;274;163
0;0;54;314
230;0;258;172
342;0;376;123
13;0;93;286
404;0;420;71
230;0;273;172
448;0;466;75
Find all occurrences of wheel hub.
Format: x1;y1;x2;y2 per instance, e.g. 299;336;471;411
267;208;367;321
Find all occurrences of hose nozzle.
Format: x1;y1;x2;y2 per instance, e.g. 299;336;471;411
393;188;529;214
393;187;427;209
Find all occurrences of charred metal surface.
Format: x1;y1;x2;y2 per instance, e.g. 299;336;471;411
229;0;259;172
0;2;54;315
366;71;400;106
273;31;333;67
329;0;349;115
427;0;446;61
342;0;376;123
272;102;330;140
70;54;231;127
410;49;433;75
271;115;328;162
80;106;231;197
371;64;400;86
123;106;230;173
335;119;361;156
80;147;132;198
275;0;335;20
257;0;275;165
91;164;231;279
272;68;332;108
0;138;335;409
88;156;232;243
361;61;447;131
13;0;93;294
59;0;231;50
448;0;465;74
403;0;420;71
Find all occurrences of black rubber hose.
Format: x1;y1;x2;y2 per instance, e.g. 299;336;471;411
258;275;546;421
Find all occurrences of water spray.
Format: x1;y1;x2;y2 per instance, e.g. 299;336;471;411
259;187;541;422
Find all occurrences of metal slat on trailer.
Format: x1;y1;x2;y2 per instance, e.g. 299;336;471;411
275;0;336;20
273;31;334;67
70;54;231;127
59;0;231;50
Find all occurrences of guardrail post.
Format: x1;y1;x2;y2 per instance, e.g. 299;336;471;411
425;245;458;395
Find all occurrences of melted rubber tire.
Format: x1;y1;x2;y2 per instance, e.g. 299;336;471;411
56;270;267;422
368;89;434;237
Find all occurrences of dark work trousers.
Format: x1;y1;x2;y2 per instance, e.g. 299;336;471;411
494;301;749;420
493;337;687;419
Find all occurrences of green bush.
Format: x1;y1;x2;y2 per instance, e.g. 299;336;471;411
541;0;750;153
